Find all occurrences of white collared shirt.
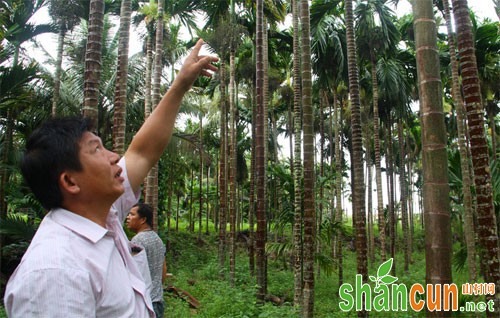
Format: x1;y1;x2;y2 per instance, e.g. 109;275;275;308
4;158;154;318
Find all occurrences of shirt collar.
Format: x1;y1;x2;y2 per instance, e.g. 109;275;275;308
49;208;109;243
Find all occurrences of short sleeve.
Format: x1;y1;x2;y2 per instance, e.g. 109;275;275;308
5;268;96;318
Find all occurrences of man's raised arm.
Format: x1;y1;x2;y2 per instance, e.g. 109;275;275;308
124;39;218;192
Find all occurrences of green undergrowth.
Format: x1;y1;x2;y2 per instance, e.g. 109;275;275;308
164;229;487;318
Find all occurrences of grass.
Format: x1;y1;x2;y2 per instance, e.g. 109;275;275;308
163;228;489;318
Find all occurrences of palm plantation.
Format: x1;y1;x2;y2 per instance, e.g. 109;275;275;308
1;0;499;317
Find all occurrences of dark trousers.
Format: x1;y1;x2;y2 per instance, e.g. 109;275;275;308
153;301;164;318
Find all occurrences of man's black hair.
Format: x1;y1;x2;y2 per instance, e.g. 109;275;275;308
21;116;94;210
133;203;154;228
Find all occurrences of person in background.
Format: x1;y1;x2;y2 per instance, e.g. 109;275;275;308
127;203;167;318
4;39;217;317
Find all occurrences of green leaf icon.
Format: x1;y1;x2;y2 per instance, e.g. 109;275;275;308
377;258;393;278
369;276;377;282
380;275;398;285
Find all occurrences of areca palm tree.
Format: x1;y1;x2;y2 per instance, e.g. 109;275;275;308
82;0;105;127
451;0;500;315
291;0;303;307
440;0;477;285
412;1;453;317
112;0;132;156
299;0;315;315
376;54;413;272
48;0;82;117
355;0;399;263
255;0;267;304
345;0;368;316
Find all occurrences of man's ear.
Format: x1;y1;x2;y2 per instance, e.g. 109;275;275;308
59;172;80;195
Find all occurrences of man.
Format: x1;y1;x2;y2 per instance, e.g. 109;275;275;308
126;203;167;318
4;39;217;317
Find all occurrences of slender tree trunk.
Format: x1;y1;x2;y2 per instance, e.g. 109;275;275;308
292;0;303;307
144;28;154;222
199;116;204;240
413;2;453;317
218;58;228;279
215;153;220;233
112;0;131;156
176;194;180;232
299;0;316;316
398;120;410;273
82;0;105;128
317;90;325;277
255;0;268;303
263;17;270;251
249;85;256;277
365;127;375;264
371;54;386;262
229;46;237;287
146;0;164;231
189;169;194;232
452;1;500;313
218;59;227;279
406;136;414;260
52;27;65;117
346;0;368;316
386;120;396;275
144;30;153;119
206;166;210;234
335;93;343;287
167;162;173;234
442;0;477;286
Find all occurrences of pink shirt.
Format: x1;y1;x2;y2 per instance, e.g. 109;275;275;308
4;158;154;317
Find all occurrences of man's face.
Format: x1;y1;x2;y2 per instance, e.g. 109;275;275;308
71;132;125;202
126;206;143;232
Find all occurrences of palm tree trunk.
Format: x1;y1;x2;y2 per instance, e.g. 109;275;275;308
82;0;105;128
386;119;396;274
365;126;375;264
442;0;477;287
255;0;268;303
176;194;180;232
406;136;414;260
218;58;228;280
146;0;164;231
167;162;173;234
412;2;453;317
346;0;368;316
112;0;131;156
249;84;256;277
206;166;210;235
189;169;194;232
317;90;326;277
335;92;343;287
451;1;500;314
144;30;153;118
52;27;65;117
199;116;204;240
229;46;237;287
292;0;303;307
398;120;410;272
263;16;270;248
371;54;386;262
299;0;316;316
